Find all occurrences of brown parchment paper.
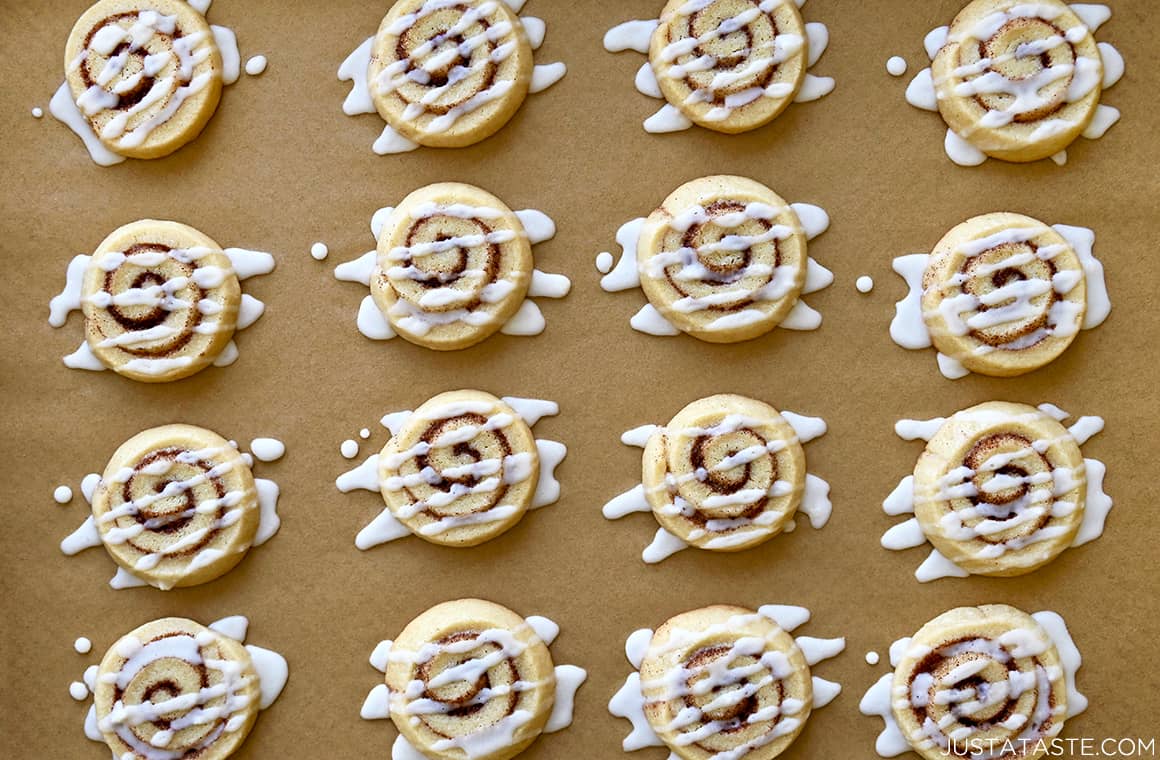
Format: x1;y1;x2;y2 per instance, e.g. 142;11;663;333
1;0;1158;757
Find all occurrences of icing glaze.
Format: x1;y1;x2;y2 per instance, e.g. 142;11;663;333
886;56;907;76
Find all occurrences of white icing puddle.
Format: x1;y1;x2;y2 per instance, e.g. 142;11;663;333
881;405;1112;582
58;438;285;590
888;223;1110;380
336;397;566;550
604;409;832;563
610;605;845;751
334;203;569;345
903;4;1124;166
604;7;834;134
598;201;833;338
338;4;566;155
49;245;276;378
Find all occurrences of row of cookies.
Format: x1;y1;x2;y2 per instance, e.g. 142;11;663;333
48;175;1112;380
49;0;1125;167
56;391;1111;589
72;598;1089;760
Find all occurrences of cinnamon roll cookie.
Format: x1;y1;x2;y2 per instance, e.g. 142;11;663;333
610;604;844;759
73;615;288;759
336;391;566;549
861;605;1087;760
598;176;833;341
890;213;1110;379
338;0;567;154
334;183;569;350
882;402;1112;582
48;219;275;382
59;425;283;590
604;394;831;563
51;0;246;165
360;599;587;760
903;0;1125;166
604;0;834;134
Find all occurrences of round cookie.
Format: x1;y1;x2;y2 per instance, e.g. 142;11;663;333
891;605;1069;760
369;0;534;148
372;183;533;351
90;424;260;589
643;394;806;552
931;0;1104;162
649;0;809;133
81;219;241;382
912;401;1086;577
378;390;540;546
640;605;813;760
93;617;261;760
384;599;557;760
921;213;1088;377
64;0;225;159
636;176;809;343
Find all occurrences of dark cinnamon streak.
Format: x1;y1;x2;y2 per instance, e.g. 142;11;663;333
82;13;185;112
119;447;228;557
115;631;212;746
670;7;779;104
418;631;520;739
401;215;502;315
102;243;202;357
960;241;1055;348
394;5;499;114
684;644;786;749
411;414;512;518
973;18;1073;123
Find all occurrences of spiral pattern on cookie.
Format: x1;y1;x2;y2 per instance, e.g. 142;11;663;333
891;605;1069;760
640;605;813;760
931;0;1105;162
64;0;224;159
369;0;533;148
913;402;1086;577
637;176;809;343
643;395;805;553
91;424;260;589
385;599;557;760
372;183;533;350
379;391;540;546
650;0;808;132
93;617;260;760
81;220;241;382
920;213;1088;377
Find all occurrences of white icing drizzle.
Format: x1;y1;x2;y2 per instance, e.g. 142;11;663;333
338;1;565;155
49;245;275;378
605;409;831;563
75;615;287;755
337;397;565;550
598;200;832;337
610;605;844;756
860;610;1086;757
886;56;907;76
856;275;874;293
249;437;285;462
54;485;74;504
75;637;93;654
244;55;268;76
362;615;585;756
865;651;880;665
882;405;1112;582
59;442;283;589
605;1;833;134
904;3;1124;166
32;106;44;118
51;3;246;165
341;439;360;459
888;224;1110;380
335;203;568;342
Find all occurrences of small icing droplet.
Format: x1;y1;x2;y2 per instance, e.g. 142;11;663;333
886;56;907;76
245;55;268;76
70;681;89;701
865;651;880;665
53;485;73;504
249;438;286;462
74;637;92;654
32;106;44;118
856;275;874;293
341;439;360;459
359;428;371;439
310;242;329;260
595;251;614;274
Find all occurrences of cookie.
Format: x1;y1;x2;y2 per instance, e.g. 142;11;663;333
372;183;535;350
882;605;1083;760
88;424;261;589
890;214;1110;379
379;391;542;546
64;0;225;159
374;599;580;760
604;394;830;562
599;176;833;343
610;604;845;760
92;617;261;759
